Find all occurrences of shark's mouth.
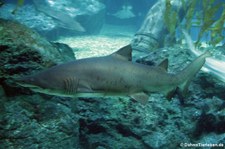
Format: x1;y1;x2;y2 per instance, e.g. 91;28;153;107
18;82;70;97
17;82;50;93
15;77;57;95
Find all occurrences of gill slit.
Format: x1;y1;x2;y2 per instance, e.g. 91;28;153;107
64;77;79;94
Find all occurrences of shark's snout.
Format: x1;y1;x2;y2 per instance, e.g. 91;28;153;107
15;76;37;88
15;73;68;96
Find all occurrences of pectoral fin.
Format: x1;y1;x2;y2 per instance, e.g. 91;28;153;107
130;92;149;105
158;59;168;71
77;80;93;92
164;88;177;100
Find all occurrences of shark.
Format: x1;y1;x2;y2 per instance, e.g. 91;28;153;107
112;5;136;19
32;1;85;32
16;45;211;104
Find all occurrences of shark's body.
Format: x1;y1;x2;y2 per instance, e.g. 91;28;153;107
17;45;211;104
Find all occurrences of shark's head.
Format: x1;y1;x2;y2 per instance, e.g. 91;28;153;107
15;71;69;96
16;75;52;92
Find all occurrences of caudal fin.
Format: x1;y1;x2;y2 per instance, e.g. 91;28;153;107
177;51;212;97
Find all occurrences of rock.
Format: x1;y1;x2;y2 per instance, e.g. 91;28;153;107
50;42;76;62
193;97;225;137
0;0;106;35
0;19;81;149
199;133;225;148
0;95;80;149
0;19;75;65
33;0;106;34
0;19;75;96
0;4;57;32
77;8;105;34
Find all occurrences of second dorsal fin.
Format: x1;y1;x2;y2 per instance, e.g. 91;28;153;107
110;44;132;61
158;59;168;71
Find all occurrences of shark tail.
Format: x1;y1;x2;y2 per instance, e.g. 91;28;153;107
176;30;212;97
176;51;212;97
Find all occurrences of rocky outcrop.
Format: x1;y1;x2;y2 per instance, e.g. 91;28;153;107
0;94;80;149
0;19;75;95
0;0;105;36
0;19;79;148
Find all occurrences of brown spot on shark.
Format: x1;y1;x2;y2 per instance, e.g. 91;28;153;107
16;45;211;104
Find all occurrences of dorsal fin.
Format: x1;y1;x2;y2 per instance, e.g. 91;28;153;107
158;59;168;71
110;44;132;61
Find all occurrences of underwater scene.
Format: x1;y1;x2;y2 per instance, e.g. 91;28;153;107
0;0;225;148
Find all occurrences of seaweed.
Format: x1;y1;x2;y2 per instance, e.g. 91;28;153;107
209;5;225;46
164;0;179;36
184;0;198;30
195;0;224;46
164;0;225;47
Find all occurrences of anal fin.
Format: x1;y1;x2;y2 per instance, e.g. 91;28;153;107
178;80;191;98
130;92;149;105
165;88;177;100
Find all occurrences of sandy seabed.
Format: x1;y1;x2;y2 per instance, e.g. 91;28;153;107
57;24;136;59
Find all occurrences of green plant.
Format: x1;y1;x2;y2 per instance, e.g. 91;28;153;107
164;0;181;36
163;0;225;47
195;0;224;46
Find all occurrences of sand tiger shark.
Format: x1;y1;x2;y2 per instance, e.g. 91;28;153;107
16;45;211;104
112;4;136;19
